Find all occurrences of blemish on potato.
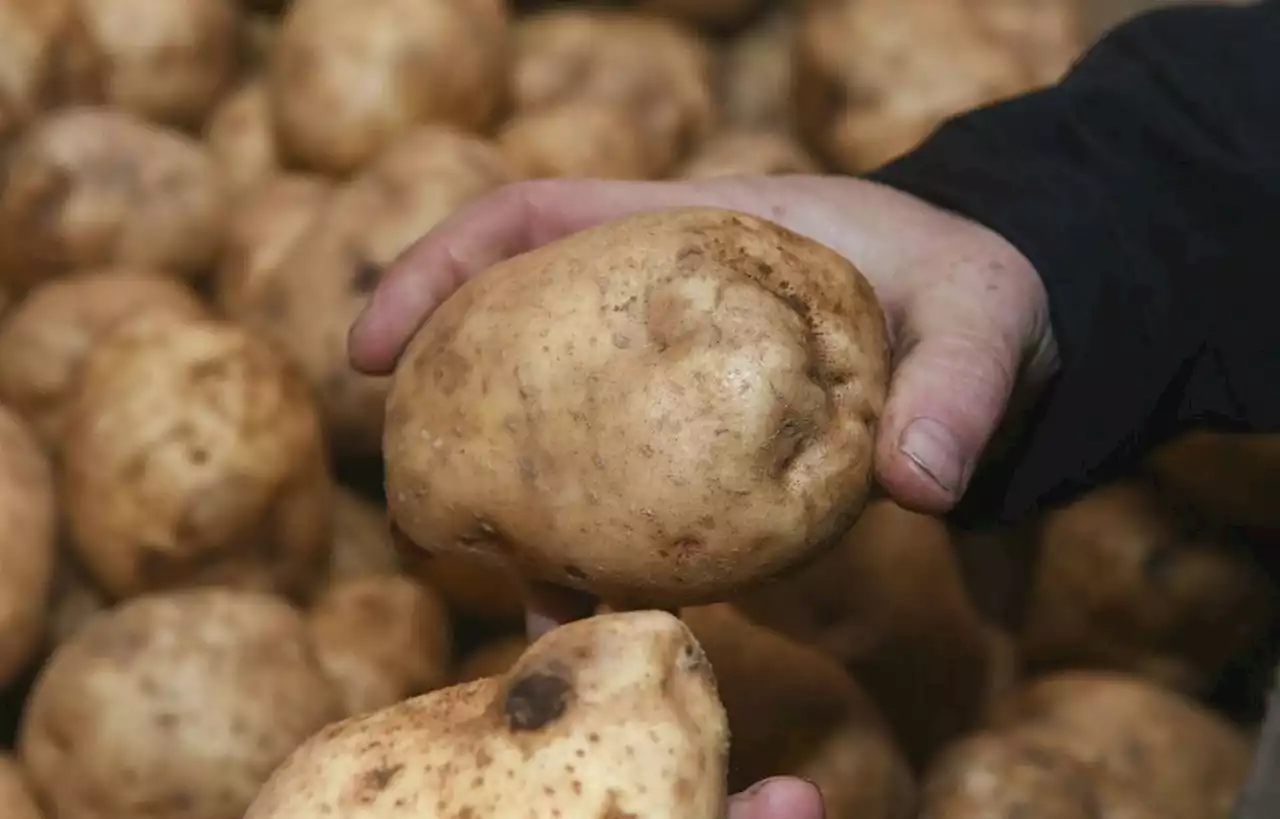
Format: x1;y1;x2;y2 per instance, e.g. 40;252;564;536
357;763;404;798
349;259;383;295
504;672;572;731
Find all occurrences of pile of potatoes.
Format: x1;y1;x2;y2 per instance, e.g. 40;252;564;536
0;0;1275;818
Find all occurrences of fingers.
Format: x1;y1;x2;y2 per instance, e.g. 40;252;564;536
523;581;598;641
348;178;740;376
729;778;824;819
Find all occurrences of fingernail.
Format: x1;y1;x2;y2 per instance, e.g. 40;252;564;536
740;777;789;799
898;418;963;496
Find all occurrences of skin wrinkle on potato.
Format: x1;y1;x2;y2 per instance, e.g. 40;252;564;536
60;313;334;600
0;404;56;689
0;107;228;291
385;206;889;606
243;611;729;819
19;588;344;819
0;266;208;450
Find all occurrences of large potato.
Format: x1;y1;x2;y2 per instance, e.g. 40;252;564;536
386;207;889;607
308;574;453;717
513;10;716;174
677;131;819;178
1020;479;1276;693
0;0;76;140
919;732;1163;819
734;500;997;767
327;488;399;582
215;173;332;318
1148;431;1280;533
239;127;512;455
0;754;43;819
0;108;227;291
60;313;333;600
986;671;1253;819
204;79;279;198
245;611;729;819
269;0;509;174
58;0;241;129
498;102;658;180
0;405;56;688
794;0;1035;173
0;267;207;449
684;605;915;819
19;588;343;819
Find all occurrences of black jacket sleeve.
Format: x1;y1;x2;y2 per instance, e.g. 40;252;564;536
866;0;1280;523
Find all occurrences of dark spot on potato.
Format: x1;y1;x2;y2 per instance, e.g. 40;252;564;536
190;447;208;465
588;732;600;743
564;564;587;580
504;672;572;731
350;259;382;295
357;763;403;798
672;536;702;555
430;349;473;396
601;793;638;819
571;780;583;795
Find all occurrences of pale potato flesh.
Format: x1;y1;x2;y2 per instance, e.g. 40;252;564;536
0;108;227;290
245;611;729;819
0;754;43;819
0;267;207;449
386;207;888;606
239;127;512;456
308;574;453;718
60;313;333;600
0;404;56;688
677;131;819;179
19;588;343;819
204;79;279;198
269;0;509;174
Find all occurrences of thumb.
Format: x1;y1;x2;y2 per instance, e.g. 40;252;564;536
874;302;1021;514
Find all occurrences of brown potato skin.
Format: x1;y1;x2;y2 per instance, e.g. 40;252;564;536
46;547;108;646
204;79;279;198
0;405;56;688
326;488;400;582
0;754;43;819
919;732;1163;819
0;0;77;140
0;267;207;449
399;550;528;623
973;0;1083;87
19;588;343;819
386;206;889;607
238;127;511;456
683;604;915;819
677;131;819;178
1021;479;1275;693
734;500;996;767
0;108;227;291
986;671;1252;819
718;9;796;133
215;173;332;319
60;313;334;601
55;0;241;129
308;574;453;717
634;0;763;32
269;0;509;174
1147;430;1280;533
499;102;659;180
245;611;729;819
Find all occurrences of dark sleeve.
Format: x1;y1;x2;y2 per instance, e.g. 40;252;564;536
865;0;1280;524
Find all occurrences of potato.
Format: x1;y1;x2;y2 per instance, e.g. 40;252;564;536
499;102;659;180
919;732;1163;819
1148;431;1280;532
239;127;512;455
974;0;1084;87
683;605;915;819
204;80;279;198
513;10;716;173
1020;479;1276;693
719;9;796;132
634;0;763;32
60;313;333;601
46;548;108;646
0;404;55;688
215;173;332;318
0;0;76;140
244;610;728;819
0;108;227;291
0;267;206;449
734;500;996;767
308;574;453;717
986;671;1253;819
269;0;509;175
455;634;528;683
20;588;343;819
58;0;242;129
386;207;889;607
794;0;1035;173
399;549;528;623
240;13;280;72
677;131;819;178
327;488;400;582
0;754;43;819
